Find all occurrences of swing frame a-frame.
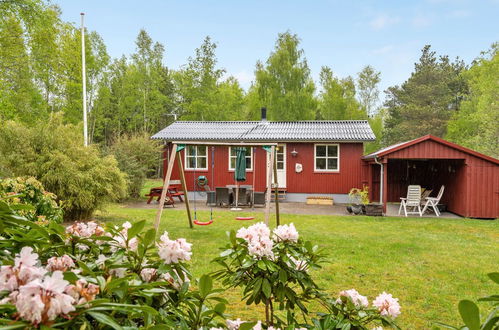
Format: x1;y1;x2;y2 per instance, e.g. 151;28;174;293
154;141;280;233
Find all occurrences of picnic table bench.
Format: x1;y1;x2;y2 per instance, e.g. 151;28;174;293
145;180;184;206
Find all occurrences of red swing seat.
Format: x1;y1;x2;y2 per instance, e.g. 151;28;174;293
235;216;255;221
194;219;213;226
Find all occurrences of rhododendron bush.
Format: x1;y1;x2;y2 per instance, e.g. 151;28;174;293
0;200;227;329
213;222;400;330
0;196;402;329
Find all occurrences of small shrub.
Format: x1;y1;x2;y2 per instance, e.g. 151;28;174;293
0;176;63;223
108;133;162;198
213;222;324;328
0;117;127;220
349;187;369;205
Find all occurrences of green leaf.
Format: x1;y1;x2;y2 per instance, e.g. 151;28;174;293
458;300;480;330
214;302;226;314
239;322;257;330
142;228;156;247
127;220;146;239
488;272;499;285
63;271;79;283
279;269;288;283
199;274;213;298
262;278;271;298
229;230;236;245
87;311;123;330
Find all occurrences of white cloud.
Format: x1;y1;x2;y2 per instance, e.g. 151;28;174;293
369;14;401;30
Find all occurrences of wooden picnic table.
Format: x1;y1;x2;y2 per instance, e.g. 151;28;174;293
145;181;184;206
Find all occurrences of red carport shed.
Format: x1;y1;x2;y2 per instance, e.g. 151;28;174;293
362;135;499;219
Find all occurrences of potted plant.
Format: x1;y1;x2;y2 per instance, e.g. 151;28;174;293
347;187;369;215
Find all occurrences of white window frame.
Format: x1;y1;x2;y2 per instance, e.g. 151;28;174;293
314;144;340;172
228;146;253;171
184;145;208;171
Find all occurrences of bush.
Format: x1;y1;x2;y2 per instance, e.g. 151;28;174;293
0;117;127;220
0;176;63;223
0;201;227;329
108;133;162;198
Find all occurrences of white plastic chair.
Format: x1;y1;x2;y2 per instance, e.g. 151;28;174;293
398;185;422;217
422;186;445;216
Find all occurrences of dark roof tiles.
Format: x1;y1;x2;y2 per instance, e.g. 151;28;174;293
152;120;376;142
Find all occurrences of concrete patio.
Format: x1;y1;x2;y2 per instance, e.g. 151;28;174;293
129;199;462;218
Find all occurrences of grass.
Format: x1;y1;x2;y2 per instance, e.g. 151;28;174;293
95;193;498;328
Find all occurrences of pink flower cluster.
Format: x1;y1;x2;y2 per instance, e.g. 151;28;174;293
157;231;192;264
236;222;274;259
273;223;299;242
236;223;301;259
0;247;82;325
372;292;401;319
66;221;104;238
65;278;100;305
15;271;75;325
335;289;401;319
46;255;75;272
336;289;369;307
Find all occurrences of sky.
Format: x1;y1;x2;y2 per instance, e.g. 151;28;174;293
56;0;499;98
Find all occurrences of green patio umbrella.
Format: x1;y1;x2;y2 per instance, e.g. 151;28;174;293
234;147;247;181
232;147;247;210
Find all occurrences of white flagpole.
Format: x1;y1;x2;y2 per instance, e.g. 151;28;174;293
81;12;88;147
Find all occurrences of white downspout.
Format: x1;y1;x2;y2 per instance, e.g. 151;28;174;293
374;156;383;204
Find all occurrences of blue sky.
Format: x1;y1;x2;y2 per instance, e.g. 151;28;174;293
56;0;499;97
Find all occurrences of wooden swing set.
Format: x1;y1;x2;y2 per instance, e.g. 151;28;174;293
154;142;281;232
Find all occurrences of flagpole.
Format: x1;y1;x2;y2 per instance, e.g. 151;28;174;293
81;12;88;147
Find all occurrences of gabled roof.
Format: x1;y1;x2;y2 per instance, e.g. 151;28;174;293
363;135;499;165
151;120;376;142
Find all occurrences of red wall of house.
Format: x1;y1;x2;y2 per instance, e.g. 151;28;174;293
163;142;365;194
284;142;364;194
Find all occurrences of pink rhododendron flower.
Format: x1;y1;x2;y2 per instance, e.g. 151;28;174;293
15;246;38;268
236;223;274;259
66;221;104;238
15;271;75;325
46;255;75;272
64;279;99;305
140;268;157;282
157;231;192;264
0;247;46;292
273;223;299;242
372;292;401;319
336;289;369;307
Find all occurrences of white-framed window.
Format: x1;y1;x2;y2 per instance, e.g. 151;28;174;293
314;144;340;172
185;145;208;170
229;147;253;171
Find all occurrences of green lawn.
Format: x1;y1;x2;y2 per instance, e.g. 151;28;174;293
95;201;498;329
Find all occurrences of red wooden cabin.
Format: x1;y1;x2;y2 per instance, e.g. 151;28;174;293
152;110;375;204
